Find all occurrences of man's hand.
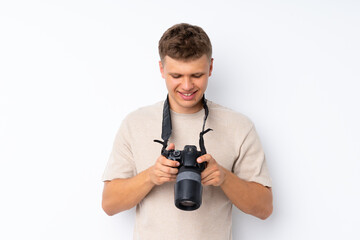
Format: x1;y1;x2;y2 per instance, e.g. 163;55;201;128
149;143;180;185
197;154;272;219
197;154;226;186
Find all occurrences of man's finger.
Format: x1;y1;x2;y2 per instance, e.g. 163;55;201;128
160;176;176;182
159;165;178;175
202;175;216;185
197;154;212;163
201;165;220;178
160;157;180;167
157;171;177;178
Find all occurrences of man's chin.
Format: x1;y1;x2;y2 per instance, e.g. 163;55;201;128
168;94;203;113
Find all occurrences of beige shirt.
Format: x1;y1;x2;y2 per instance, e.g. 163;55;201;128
102;100;272;240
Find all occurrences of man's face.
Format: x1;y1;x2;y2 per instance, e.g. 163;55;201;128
159;55;213;114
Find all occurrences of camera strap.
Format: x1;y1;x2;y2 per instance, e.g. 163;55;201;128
154;95;213;156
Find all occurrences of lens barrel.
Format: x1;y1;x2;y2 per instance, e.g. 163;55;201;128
174;169;202;211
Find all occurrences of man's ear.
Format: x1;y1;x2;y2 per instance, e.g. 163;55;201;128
209;58;214;77
159;60;165;79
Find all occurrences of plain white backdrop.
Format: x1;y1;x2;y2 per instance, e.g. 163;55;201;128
1;0;359;239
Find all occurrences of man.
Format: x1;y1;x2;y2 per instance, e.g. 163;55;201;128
102;23;273;240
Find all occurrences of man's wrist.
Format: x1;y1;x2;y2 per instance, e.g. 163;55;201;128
220;166;229;187
142;167;156;188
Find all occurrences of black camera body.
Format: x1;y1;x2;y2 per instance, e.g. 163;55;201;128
163;145;206;211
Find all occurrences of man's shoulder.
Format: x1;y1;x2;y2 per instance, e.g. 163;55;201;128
207;100;254;128
124;100;163;124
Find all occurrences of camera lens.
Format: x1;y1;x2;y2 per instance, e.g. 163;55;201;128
173;145;204;211
174;171;202;211
180;200;196;207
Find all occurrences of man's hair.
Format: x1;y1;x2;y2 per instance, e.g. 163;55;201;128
158;23;212;62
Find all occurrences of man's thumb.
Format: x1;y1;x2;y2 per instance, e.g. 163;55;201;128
167;143;175;150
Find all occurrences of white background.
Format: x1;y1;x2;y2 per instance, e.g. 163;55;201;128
1;0;359;239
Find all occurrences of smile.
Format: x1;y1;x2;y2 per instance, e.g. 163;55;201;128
179;91;197;96
178;91;198;100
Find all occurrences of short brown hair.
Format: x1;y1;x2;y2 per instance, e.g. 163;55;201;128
158;23;212;62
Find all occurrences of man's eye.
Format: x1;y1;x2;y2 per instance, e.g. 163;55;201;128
193;74;203;78
172;75;181;79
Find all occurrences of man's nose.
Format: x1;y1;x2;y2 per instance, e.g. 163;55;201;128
182;77;194;90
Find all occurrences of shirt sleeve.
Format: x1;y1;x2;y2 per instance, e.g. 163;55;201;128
232;125;272;187
101;117;136;181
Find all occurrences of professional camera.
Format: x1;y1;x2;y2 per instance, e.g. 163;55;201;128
155;95;212;210
163;145;206;211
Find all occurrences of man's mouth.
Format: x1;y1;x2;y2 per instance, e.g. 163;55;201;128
179;91;197;96
178;91;198;100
